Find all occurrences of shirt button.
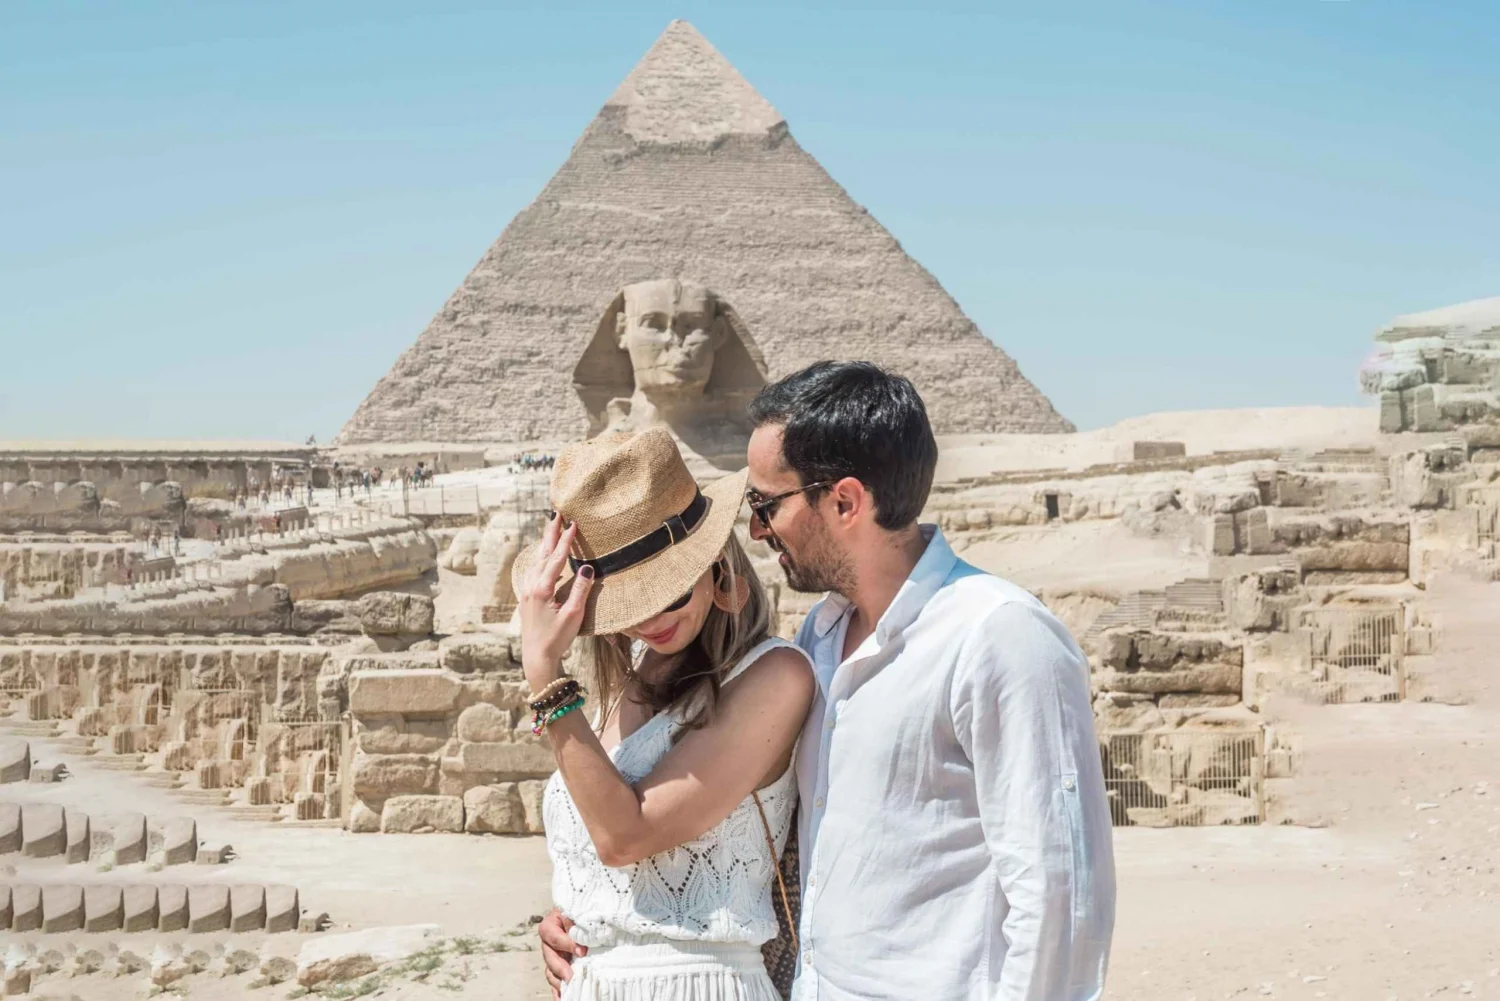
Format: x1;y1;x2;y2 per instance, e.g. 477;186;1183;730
1062;776;1077;791
808;873;817;887
814;797;825;810
825;717;835;730
805;951;815;967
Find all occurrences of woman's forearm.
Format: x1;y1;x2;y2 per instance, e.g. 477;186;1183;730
545;713;651;866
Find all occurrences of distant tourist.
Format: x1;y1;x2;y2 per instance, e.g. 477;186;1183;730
537;363;1116;1000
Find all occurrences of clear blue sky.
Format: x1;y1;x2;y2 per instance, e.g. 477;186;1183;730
4;1;1497;441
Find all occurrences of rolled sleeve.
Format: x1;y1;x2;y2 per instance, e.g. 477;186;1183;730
952;601;1116;1001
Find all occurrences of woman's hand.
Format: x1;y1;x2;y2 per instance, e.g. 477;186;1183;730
519;513;596;693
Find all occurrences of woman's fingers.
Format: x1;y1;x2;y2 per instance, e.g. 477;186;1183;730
560;564;595;625
540;521;577;590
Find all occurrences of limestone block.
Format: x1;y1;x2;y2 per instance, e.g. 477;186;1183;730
1237;507;1272;555
3;970;29;996
440;634;517;674
156;884;188;931
196;843;235;864
1209;514;1236;556
458;674;531;713
64;809;89;863
27;762;67;784
188;884;231;932
12;884;42;932
348;799;382;833
357;723;449;756
380;795;465;834
349;669;460;716
265;885;300;934
0;802;19;854
21;803;65;857
83;885;124;932
1092;692;1165;732
231;884;266;932
0;740;29;783
351;751;440;799
41;884;84;932
443;527;483;575
113;812;148;865
0;886;9;929
357;592;435;636
1379;390;1406;432
162;817;197;865
518;779;547;834
456;703;513;743
1297;541;1409;574
1158;693;1242;708
453;739;556;777
296;924;441;987
464;783;526;834
1095;663;1242;696
122;885;159;932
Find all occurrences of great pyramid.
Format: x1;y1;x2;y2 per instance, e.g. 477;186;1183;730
337;20;1073;445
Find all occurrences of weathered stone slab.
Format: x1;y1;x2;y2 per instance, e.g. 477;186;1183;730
230;884;266;932
464;783;525;834
456;703;513;743
349;669;460;715
188;884;231;932
0;740;28;783
296;924;441;987
348;800;382;833
518;779;547;834
440;634;516;675
0;802;20;854
84;885;124;932
265;885;300;934
157;885;189;932
380;795;464;834
453;740;556;777
41;884;85;932
1096;664;1242;696
122;885;160;932
357;724;448;756
12;884;42;932
356;592;435;637
162;816;197;865
113;812;148;865
21;803;65;857
65;808;90;863
351;752;440;799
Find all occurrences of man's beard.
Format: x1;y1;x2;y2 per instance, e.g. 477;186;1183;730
777;524;854;595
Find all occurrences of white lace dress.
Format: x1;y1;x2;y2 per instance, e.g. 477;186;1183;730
543;637;806;1001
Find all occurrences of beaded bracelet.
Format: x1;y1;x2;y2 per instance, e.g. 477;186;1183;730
529;679;584;716
532;694;587;735
528;677;577;711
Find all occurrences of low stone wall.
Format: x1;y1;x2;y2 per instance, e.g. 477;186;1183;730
0;541;132;599
1091;628;1244;731
337;634;550;835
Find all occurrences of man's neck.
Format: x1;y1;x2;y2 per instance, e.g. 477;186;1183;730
840;525;928;654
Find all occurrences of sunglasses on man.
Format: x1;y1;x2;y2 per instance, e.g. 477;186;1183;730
745;481;833;530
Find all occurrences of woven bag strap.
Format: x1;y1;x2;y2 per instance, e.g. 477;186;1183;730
752;791;798;953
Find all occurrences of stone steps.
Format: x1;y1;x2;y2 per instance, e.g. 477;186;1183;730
88;754;146;772
0;720;62;738
224;806;283;823
1;883;302;934
49;736;97;755
137;772;185;789
170;789;231;807
1;806;198;866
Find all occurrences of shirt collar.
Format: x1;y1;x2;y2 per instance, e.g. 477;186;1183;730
809;524;957;644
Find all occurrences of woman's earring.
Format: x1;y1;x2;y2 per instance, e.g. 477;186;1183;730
711;561;749;614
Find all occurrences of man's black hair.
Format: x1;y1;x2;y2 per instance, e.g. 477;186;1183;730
748;361;938;531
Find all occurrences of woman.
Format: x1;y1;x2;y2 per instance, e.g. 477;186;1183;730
515;427;814;1001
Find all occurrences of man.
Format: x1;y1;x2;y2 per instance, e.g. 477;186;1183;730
541;361;1115;999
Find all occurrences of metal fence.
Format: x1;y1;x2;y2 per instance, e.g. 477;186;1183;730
1100;730;1264;827
1478;504;1498;548
1302;606;1405;704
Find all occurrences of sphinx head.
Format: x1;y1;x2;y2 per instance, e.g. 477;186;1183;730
573;279;768;435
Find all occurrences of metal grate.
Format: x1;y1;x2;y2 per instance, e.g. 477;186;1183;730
1302;607;1405;704
1478;505;1498;547
1101;730;1264;827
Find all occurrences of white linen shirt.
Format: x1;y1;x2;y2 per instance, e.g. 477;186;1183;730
790;527;1115;1001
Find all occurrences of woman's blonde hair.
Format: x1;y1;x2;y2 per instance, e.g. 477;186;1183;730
585;533;770;732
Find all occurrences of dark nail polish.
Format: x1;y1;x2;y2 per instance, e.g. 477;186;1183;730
579;565;595;580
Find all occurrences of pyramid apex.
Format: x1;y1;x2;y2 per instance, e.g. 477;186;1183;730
605;20;784;144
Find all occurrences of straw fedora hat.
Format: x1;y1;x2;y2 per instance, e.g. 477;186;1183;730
510;427;749;635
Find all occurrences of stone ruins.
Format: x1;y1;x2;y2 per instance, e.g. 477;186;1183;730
336;20;1072;446
4;18;1499;1000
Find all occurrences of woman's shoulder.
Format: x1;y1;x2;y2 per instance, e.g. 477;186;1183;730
722;637;815;706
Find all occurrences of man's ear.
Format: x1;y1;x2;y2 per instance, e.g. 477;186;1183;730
830;477;867;521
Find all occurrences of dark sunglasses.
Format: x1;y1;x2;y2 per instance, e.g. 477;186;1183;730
745;481;834;529
659;561;727;614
